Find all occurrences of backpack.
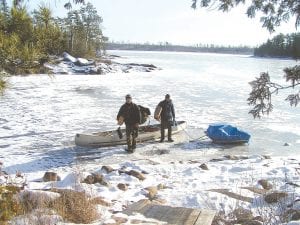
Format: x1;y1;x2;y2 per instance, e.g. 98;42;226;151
138;105;151;124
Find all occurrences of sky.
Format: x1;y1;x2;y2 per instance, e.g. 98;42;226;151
28;0;298;47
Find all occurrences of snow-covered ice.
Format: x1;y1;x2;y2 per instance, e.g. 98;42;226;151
0;50;300;224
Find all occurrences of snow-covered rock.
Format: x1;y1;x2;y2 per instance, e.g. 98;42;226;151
44;53;159;75
62;52;77;63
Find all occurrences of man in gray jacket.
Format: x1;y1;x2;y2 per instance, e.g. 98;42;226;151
158;94;175;142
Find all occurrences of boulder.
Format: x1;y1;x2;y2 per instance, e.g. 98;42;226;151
258;179;273;190
126;63;157;69
291;210;300;220
199;163;209;170
91;67;100;74
117;183;128;191
157;183;165;190
111;215;128;224
233;208;253;221
82;173;108;186
43;172;61;182
75;58;95;66
283;209;300;221
130;219;146;224
62;52;77;63
210;158;224;162
103;220;118;225
224;155;239;160
126;170;146;181
264;191;288;203
83;175;95;184
141;170;149;174
0;170;8;176
92;173;104;183
239;156;249;160
101;165;115;173
145;186;158;200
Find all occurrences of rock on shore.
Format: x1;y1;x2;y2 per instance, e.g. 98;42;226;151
44;52;160;75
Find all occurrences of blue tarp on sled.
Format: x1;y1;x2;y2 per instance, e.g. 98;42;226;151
206;124;250;144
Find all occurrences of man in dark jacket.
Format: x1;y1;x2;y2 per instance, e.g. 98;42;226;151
117;94;141;152
158;94;175;142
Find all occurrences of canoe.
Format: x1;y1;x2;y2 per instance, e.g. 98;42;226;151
75;121;187;147
206;124;250;144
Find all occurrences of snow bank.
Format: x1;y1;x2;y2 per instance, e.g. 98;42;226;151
2;154;298;224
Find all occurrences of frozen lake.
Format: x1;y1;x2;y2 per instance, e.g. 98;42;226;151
0;50;299;174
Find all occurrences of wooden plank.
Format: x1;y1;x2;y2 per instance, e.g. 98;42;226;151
184;209;201;225
194;209;216;225
241;186;268;195
208;189;253;203
142;204;193;224
123;200;215;225
138;204;154;215
123;199;150;214
162;206;191;224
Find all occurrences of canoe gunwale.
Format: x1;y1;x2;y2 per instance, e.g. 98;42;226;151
75;121;187;148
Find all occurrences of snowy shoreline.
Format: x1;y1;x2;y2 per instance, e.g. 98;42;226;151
2;150;300;225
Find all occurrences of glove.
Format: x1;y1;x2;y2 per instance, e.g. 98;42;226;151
173;118;177;126
117;126;123;139
117;116;124;125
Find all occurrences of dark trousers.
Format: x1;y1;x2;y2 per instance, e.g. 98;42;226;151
126;125;138;151
161;120;172;141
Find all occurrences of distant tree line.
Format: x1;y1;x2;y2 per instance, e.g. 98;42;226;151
0;1;105;75
106;42;254;55
14;0;85;10
254;33;300;59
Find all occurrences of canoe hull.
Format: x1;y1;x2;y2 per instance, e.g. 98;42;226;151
75;121;187;147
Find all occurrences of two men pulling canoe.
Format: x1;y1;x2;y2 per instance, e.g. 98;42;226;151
117;94;176;153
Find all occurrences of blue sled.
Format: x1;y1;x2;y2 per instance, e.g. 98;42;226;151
206;124;250;144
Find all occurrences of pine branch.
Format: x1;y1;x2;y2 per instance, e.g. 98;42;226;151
248;71;300;118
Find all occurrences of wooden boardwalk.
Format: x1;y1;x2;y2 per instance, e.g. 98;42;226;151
123;199;216;225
